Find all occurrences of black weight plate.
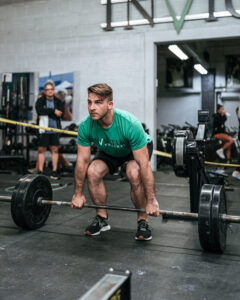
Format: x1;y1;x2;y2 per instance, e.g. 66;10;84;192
211;185;227;253
198;184;214;252
11;174;52;229
10;176;29;228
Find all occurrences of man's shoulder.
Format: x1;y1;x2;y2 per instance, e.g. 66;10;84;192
114;108;139;124
79;115;92;127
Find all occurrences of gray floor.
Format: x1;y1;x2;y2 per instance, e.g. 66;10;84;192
0;169;240;300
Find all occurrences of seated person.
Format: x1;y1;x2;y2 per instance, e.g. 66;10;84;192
212;104;233;162
232;105;240;180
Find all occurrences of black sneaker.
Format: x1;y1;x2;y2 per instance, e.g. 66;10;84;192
85;215;111;236
135;219;152;241
50;171;60;180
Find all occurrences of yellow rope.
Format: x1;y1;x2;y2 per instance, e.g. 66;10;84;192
204;161;240;168
153;149;172;158
0;117;78;136
0;117;240;167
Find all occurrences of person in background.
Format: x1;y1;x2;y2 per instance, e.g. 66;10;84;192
35;82;64;180
213;104;233;162
55;89;72;121
232;105;240;180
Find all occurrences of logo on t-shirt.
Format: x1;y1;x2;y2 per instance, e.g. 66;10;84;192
92;137;127;149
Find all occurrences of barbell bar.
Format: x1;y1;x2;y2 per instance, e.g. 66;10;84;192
37;200;240;223
0;174;238;253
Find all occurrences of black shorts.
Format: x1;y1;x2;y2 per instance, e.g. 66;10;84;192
92;141;153;174
38;133;60;147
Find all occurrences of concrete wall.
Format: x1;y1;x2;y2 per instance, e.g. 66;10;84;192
1;0;240;168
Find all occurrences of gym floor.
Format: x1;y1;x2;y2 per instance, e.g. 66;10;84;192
0;168;240;300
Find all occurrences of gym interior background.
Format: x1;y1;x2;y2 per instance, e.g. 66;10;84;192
0;1;240;299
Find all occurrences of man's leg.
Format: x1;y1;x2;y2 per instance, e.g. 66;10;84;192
87;160;109;218
126;160;148;222
126;160;152;241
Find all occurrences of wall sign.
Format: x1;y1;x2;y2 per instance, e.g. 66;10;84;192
101;0;240;33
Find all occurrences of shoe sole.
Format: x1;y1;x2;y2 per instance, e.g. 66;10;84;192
50;176;59;180
135;235;152;241
85;225;111;236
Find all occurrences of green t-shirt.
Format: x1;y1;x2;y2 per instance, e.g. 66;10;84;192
77;108;152;157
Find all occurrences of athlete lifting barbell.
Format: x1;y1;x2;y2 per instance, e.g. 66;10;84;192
71;83;159;240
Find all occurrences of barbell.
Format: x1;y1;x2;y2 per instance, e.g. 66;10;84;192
0;174;239;253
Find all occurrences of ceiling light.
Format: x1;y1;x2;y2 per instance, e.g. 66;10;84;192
194;64;208;75
168;45;189;60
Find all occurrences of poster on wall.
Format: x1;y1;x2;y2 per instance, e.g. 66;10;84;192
166;58;193;88
39;72;73;121
226;55;240;89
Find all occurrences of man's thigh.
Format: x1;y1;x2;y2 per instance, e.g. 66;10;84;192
91;151;123;175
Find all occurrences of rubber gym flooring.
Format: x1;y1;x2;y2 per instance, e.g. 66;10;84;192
0;168;240;300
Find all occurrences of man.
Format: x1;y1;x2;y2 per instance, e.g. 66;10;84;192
71;83;159;241
35;82;64;180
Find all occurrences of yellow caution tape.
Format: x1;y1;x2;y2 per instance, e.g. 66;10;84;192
0;117;78;136
204;161;240;168
1;117;240;168
153;149;172;158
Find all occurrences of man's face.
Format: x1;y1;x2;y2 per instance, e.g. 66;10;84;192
44;84;55;99
88;92;113;120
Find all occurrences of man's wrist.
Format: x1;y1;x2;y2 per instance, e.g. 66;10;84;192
74;190;83;196
146;196;156;203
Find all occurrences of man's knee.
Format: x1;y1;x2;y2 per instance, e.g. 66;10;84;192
126;163;141;187
87;161;107;182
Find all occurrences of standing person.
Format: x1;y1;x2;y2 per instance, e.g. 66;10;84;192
71;83;159;241
35;82;64;180
232;105;240;180
213;104;233;161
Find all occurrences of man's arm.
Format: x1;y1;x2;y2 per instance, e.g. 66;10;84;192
71;144;91;208
133;145;159;216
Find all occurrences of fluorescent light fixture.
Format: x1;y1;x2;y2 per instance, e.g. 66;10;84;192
194;64;208;75
168;45;189;60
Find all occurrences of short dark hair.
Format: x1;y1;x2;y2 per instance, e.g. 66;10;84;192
236;106;239;115
88;83;113;101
